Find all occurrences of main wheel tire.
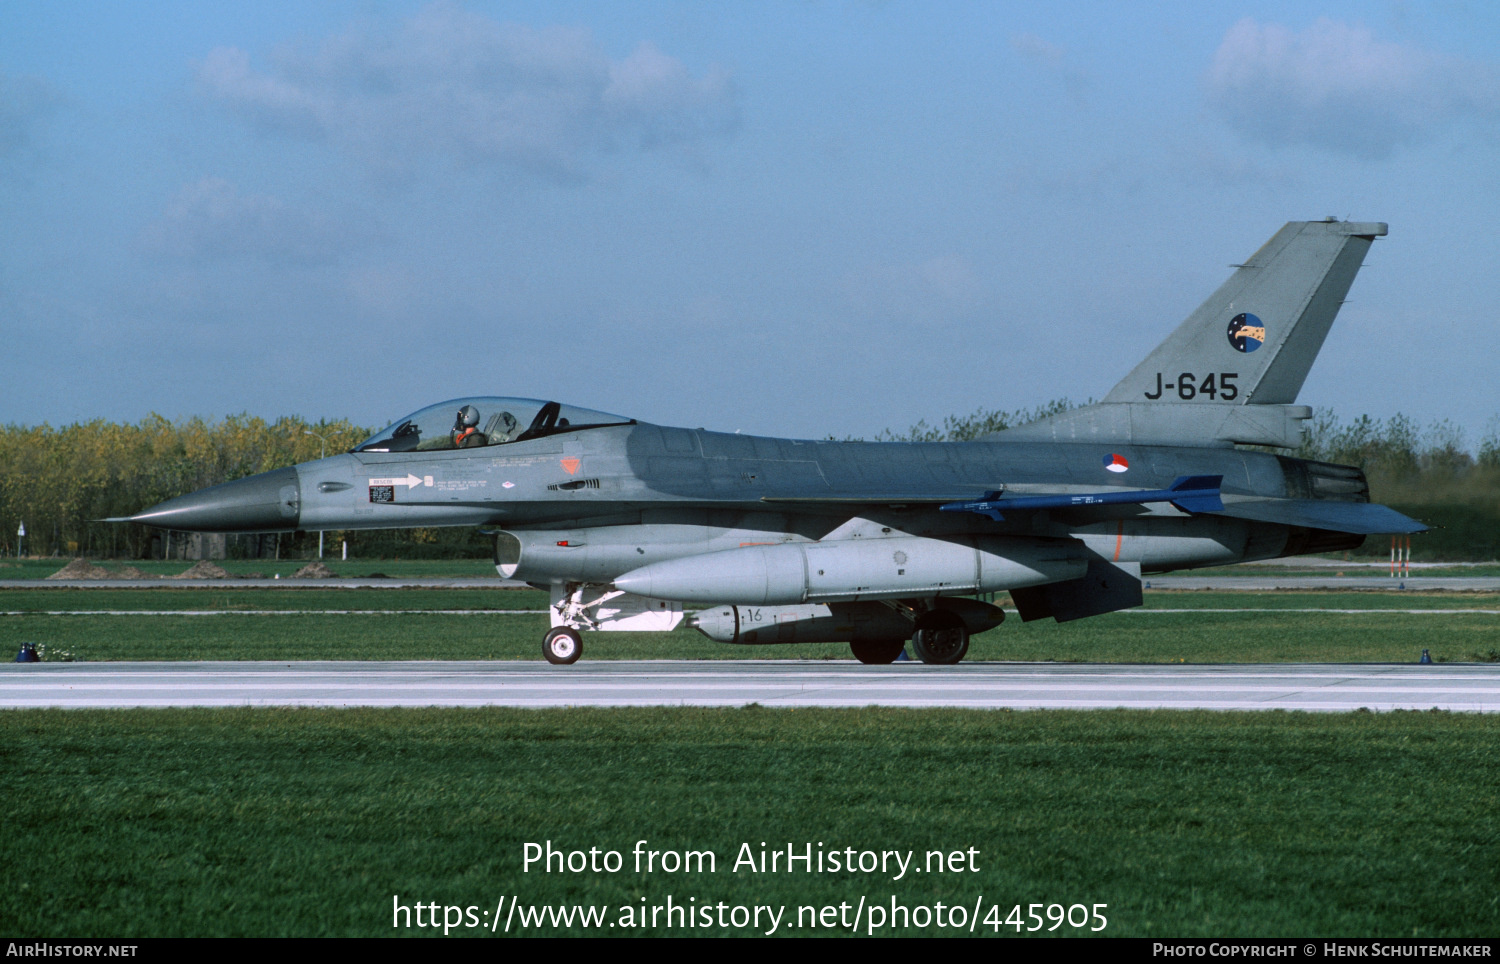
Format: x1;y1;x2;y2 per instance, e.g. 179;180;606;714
542;627;583;665
850;638;905;664
910;610;969;665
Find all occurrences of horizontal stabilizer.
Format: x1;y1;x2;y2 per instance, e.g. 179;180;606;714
940;475;1224;522
1211;499;1426;535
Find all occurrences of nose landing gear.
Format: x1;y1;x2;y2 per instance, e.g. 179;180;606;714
542;627;582;665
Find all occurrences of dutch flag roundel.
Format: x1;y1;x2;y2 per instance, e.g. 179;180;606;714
1103;453;1130;473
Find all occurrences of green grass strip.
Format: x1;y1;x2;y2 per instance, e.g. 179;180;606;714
0;707;1495;937
0;587;550;613
0;559;506;580
4;597;1496;663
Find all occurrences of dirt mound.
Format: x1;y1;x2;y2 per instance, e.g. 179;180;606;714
170;560;232;580
291;561;338;579
46;559;114;580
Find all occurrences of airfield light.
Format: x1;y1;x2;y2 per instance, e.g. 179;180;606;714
304;429;329;559
15;521;22;559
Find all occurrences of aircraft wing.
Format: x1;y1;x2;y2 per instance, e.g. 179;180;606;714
1206;499;1427;535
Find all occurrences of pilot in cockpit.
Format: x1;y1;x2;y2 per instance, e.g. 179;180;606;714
452;404;520;448
453;405;485;448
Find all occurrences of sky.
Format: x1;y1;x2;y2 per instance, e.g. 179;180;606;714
2;1;1498;445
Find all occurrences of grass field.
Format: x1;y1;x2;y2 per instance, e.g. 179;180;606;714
4;589;1497;939
2;590;1496;663
1;707;1495;937
1206;563;1500;577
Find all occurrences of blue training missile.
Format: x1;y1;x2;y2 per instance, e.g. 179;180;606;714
939;475;1224;522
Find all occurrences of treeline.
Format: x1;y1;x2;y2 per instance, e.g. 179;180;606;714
871;399;1082;442
1;408;1497;560
1296;412;1500;559
877;401;1500;477
1297;411;1500;476
0;415;371;559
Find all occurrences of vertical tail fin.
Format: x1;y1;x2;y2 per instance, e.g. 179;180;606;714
1002;219;1385;447
1103;219;1385;406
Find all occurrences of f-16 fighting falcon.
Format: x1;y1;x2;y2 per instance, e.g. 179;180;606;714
120;219;1425;665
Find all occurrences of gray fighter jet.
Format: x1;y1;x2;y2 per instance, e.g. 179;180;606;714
122;219;1424;665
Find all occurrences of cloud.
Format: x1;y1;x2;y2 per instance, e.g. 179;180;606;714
1174;144;1298;188
344;264;418;315
1009;33;1065;65
841;255;984;327
140;177;369;266
1006;156;1148;197
1009;31;1088;104
194;2;738;179
0;72;61;155
1206;18;1500;157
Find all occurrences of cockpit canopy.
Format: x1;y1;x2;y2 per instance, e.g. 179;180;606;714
353;397;633;453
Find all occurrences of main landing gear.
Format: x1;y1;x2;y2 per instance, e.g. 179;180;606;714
909;609;970;665
849;638;906;664
847;605;980;665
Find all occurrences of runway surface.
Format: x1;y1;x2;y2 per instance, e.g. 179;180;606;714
5;576;1498;591
3;661;1497;711
0;578;530;589
7;607;1499;617
1146;576;1500;591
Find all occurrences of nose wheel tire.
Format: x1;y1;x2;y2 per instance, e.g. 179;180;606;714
543;627;583;665
850;639;905;664
910;610;969;665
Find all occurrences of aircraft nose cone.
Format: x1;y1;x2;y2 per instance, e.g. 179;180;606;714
128;467;300;532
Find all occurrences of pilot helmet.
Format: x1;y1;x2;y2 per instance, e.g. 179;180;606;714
456;404;480;430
